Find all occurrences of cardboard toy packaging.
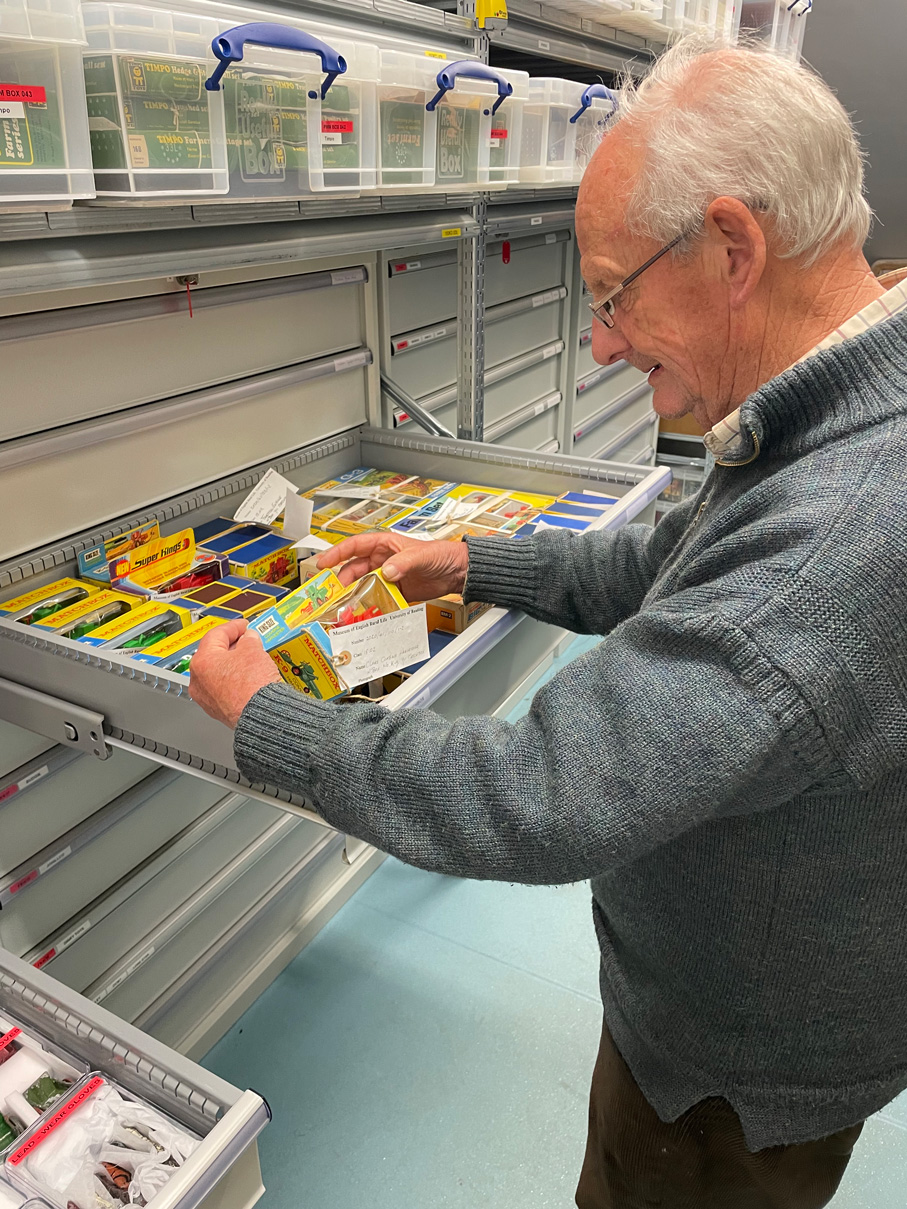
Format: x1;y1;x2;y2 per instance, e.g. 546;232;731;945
0;578;102;624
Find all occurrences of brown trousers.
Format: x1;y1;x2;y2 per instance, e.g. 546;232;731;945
576;1021;864;1209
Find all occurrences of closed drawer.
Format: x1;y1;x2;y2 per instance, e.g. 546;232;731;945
387;258;456;333
0;745;154;881
486;239;568;305
3;773;231;960
0;351;372;563
575;363;647;427
490;406;559;452
574;411;659;462
0;269;369;443
0;718;52;781
574;385;655;451
484;355;562;426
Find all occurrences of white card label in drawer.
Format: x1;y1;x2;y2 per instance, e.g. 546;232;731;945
95;947;155;1002
330;269;363;285
530;216;543;226
334;351;368;373
329;604;429;686
38;846;71;876
0;763;49;804
234;468;299;525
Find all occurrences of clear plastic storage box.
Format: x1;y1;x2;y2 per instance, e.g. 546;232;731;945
81;1;228;197
570;83;616;181
0;0;94;210
737;0;810;59
376;46;438;190
519;77;583;185
203;21;378;199
429;61;527;191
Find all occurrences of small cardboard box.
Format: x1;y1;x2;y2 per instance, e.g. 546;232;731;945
249;570;348;647
130;615;229;665
32;589;139;639
76;600;192;650
77;520;161;584
425;594;492;635
0;577;101;623
228;534;298;586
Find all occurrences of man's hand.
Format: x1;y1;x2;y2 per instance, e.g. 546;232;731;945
189;619;282;730
316;532;469;601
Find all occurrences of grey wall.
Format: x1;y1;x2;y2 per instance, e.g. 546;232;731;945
803;0;907;263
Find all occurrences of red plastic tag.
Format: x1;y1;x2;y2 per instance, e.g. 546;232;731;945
502;240;511;265
0;83;46;105
9;869;37;895
33;948;56;969
0;783;18;803
9;1077;105;1165
0;1027;21;1050
490;128;508;139
322;119;353;133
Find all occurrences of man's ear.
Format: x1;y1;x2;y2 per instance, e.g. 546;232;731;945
704;196;767;307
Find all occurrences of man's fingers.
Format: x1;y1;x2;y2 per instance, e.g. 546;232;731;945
196;618;247;656
236;627;266;653
316;533;384;569
337;557;374;586
383;546;430;583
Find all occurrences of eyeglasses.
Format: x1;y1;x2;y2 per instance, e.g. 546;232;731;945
587;232;685;329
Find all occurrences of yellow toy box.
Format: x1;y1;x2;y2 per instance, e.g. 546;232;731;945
76;600;193;651
386;484;507;538
227;534;299;587
0;578;101;624
31;590;139;640
108;528;229;601
77;520;161;585
130;615;229;665
249;570;348;647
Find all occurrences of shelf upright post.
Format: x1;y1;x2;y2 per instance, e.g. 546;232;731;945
559;233;584;455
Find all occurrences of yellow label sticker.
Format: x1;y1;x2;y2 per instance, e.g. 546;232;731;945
425;51;447;60
441;227;463;238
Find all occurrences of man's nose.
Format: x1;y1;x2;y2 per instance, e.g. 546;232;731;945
591;318;633;367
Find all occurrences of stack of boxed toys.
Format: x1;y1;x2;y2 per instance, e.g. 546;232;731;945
0;468;617;702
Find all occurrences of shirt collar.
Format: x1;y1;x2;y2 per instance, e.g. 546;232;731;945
703;279;907;466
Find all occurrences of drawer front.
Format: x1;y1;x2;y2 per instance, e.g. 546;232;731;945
0;272;369;443
577;331;597;378
489;406;559;452
0;355;371;562
572;396;654;456
4;775;232;961
486;239;568;305
484;356;562;425
0;745;155;880
573;409;658;462
387;260;457;333
485;302;564;369
575;363;647;427
0;718;52;781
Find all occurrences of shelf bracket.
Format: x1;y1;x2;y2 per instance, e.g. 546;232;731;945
0;676;109;760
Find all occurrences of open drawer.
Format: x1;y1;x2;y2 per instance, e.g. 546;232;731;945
0;945;269;1209
0;425;669;818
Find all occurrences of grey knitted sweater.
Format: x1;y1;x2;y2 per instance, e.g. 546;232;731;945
236;311;907;1150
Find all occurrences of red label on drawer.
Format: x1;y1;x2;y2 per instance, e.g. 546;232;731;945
33;948;56;969
490;128;508;139
0;1027;21;1049
0;83;46;105
322;119;353;133
8;869;37;895
8;1076;105;1165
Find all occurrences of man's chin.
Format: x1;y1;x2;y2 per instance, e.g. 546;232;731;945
649;376;693;421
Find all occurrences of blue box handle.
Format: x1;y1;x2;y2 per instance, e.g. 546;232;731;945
205;22;347;98
426;61;513;116
569;83;617;124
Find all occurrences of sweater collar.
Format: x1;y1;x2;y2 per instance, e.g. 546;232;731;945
704;280;907;466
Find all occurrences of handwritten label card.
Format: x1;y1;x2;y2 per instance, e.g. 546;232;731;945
329;605;429;686
234;469;299;525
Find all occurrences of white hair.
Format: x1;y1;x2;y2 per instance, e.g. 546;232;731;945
609;37;872;264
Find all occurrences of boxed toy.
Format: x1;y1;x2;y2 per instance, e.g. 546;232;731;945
196;524;274;556
248;570;348;648
178;583;277;618
130;615;229;668
192;516;248;544
425;594;493;635
387;485;507;538
75;601;192;652
219;576;288;600
0;579;101;625
227;534;298;586
76;521;160;585
108;528;228;600
0;1010;85;1157
324;499;417;538
30;590;138;641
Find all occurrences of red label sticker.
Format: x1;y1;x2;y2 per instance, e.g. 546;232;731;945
0;783;18;803
9;869;37;895
0;83;46;105
9;1076;105;1165
490;128;508;139
393;263;408;273
321;119;353;133
33;948;56;969
396;340;409;351
0;1027;21;1050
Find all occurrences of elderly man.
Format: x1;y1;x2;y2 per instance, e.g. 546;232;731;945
190;37;907;1209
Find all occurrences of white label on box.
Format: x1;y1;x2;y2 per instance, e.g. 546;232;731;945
38;846;71;876
234;468;299;525
321;131;342;145
329;604;429;686
0;102;24;119
330;269;363;286
530;215;543;226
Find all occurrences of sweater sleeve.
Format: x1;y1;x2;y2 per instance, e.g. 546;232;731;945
233;582;840;885
463;500;694;635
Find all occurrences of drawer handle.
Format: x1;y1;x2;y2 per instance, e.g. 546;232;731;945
426;61;514;116
569;84;617;125
205;23;347;98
